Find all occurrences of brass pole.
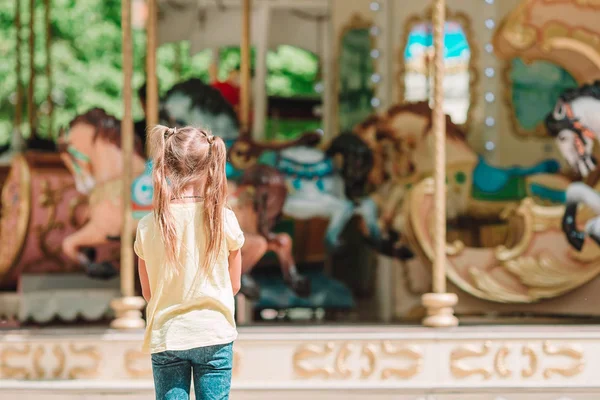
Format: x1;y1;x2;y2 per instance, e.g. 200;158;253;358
27;0;35;137
421;0;458;328
14;0;23;143
240;0;251;132
146;0;158;132
111;0;145;330
44;0;53;137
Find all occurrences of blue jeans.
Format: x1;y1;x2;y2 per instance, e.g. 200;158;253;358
151;342;233;400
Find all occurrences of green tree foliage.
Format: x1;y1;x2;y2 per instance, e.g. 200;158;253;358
0;0;319;146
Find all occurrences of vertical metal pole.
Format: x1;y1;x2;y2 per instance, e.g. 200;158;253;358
421;0;458;328
252;2;269;140
111;0;146;330
27;0;35;137
44;0;53;137
240;0;251;133
13;0;24;151
146;0;159;132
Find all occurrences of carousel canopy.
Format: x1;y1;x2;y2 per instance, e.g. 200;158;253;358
156;0;329;55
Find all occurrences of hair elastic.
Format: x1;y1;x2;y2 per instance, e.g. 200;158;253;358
164;127;177;140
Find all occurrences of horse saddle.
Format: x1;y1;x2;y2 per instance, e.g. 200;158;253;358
472;156;560;200
131;160;154;220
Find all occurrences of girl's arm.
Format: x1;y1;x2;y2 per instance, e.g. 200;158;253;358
138;258;151;302
228;249;242;295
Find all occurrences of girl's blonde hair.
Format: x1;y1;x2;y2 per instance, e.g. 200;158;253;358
148;125;228;274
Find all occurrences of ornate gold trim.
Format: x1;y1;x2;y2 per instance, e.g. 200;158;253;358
334;13;376;133
292;341;423;380
334;343;352;379
293;343;336;379
405;179;491;301
493;346;511;378
0;345;32;379
0;343;100;380
32;346;45;379
125;349;152;378
396;6;479;133
521;345;538;378
52;345;66;379
380;341;422;379
360;344;377;379
21;179;79;272
68;344;101;379
0;154;32;283
450;341;493;380
542;341;585;379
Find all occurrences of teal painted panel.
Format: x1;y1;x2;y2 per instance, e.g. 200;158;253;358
510;58;577;131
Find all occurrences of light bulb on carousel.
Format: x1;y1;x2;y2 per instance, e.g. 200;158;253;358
369;1;382;109
483;0;497;154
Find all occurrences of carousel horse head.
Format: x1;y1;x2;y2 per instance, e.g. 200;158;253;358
238;164;288;237
58;108;144;194
161;78;240;143
326;133;374;202
374;102;473;180
545;81;600;178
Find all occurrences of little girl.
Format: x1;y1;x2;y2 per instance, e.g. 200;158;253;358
134;125;244;400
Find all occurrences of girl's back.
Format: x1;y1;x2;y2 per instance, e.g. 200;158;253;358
135;203;243;353
135;125;244;400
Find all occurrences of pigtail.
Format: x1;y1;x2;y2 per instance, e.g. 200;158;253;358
201;134;228;273
149;125;179;272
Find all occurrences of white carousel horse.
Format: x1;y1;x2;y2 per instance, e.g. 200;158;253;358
545;80;600;250
277;134;380;251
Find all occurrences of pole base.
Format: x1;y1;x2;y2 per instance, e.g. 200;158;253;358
110;296;146;330
421;292;458;328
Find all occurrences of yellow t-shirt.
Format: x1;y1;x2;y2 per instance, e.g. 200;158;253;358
134;203;245;354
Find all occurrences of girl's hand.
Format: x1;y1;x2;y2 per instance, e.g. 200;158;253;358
138;258;151;302
228;249;242;295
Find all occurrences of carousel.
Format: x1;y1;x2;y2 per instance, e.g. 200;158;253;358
2;0;600;399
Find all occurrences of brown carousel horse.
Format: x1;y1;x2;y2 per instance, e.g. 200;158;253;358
229;165;310;298
58;108;309;300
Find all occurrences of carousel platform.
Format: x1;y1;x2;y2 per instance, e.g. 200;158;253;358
0;324;598;399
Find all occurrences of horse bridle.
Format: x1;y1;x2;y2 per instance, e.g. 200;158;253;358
561;101;596;157
59;126;93;177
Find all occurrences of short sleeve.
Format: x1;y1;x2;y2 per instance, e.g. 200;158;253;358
134;224;144;260
224;209;245;251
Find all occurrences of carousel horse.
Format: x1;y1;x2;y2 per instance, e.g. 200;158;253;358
229;165;310;298
277;133;380;251
58;108;309;300
161;78;240;146
360;102;563;259
58;108;146;277
545;80;600;250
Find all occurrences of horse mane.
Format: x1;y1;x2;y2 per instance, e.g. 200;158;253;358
385;101;467;141
163;78;239;128
354;114;380;132
69;108;144;158
560;80;600;103
327;132;373;163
